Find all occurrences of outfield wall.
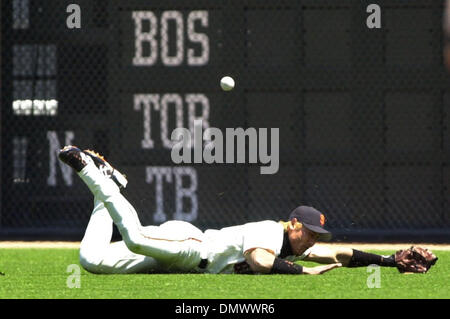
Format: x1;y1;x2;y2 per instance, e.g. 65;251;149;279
1;0;450;241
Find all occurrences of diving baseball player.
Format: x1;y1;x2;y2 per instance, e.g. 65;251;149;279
59;146;438;275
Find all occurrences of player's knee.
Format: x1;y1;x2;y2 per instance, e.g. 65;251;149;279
79;250;102;273
123;235;144;255
79;255;94;272
126;242;143;254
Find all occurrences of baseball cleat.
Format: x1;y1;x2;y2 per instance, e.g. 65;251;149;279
58;145;93;172
84;149;128;189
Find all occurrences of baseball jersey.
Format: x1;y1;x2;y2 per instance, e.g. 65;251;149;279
202;220;286;274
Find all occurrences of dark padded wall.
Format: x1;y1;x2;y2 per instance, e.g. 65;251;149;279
1;0;449;241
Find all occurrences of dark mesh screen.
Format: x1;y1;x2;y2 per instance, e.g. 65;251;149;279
2;0;449;241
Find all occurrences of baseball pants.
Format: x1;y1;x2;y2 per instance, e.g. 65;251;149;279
78;162;205;274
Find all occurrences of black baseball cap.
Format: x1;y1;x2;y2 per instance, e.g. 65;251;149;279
289;206;332;241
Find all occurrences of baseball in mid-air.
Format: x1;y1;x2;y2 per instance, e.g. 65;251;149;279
220;76;235;91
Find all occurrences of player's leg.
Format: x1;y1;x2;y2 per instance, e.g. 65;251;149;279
100;194;204;271
79;198;113;266
79;197;161;274
138;220;206;271
59;146;204;272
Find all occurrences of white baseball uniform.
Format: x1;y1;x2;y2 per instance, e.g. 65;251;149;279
78;160;310;274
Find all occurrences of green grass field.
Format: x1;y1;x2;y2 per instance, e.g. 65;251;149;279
0;248;448;299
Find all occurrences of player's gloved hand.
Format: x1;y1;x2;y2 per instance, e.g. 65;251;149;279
394;246;438;273
302;263;342;275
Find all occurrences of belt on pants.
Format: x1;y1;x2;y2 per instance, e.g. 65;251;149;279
198;258;208;269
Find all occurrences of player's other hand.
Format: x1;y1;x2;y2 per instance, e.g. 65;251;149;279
303;263;342;275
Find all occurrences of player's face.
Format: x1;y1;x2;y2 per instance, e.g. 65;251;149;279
288;223;319;256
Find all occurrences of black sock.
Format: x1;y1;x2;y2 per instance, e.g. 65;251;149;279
347;249;395;267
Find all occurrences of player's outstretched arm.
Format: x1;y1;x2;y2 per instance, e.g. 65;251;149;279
302;263;342;275
244;248;341;275
304;245;396;268
296;245;348;274
304;245;438;273
303;245;353;266
244;248;276;273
